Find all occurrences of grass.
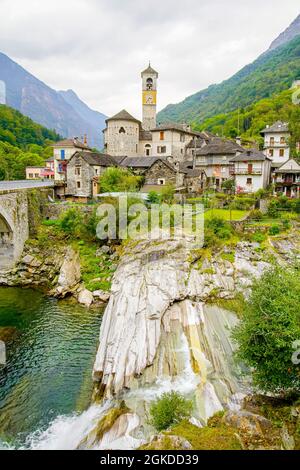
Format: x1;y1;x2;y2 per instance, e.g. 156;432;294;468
73;241;115;292
211;293;247;318
167;420;242;450
204;209;248;221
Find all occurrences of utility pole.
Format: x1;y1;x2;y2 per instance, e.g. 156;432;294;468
193;137;197;170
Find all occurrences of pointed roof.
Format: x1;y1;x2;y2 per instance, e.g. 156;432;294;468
275;158;300;173
106;109;141;124
230;148;271;162
261;121;289;134
141;62;158;77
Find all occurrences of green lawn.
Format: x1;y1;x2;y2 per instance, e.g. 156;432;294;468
204;209;248;221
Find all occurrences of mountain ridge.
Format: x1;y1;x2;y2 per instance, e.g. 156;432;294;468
0;52;107;149
157;15;300;126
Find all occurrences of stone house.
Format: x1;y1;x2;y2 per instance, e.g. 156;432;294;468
150;123;203;162
230;149;272;194
52;138;92;181
273;158;300;198
261;121;290;168
66;151;117;201
194;137;244;190
143;159;177;188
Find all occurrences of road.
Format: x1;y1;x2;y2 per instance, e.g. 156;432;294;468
0;180;55;191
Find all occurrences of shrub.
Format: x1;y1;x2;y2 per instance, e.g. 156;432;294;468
99;167;143;192
233;265;300;394
205;217;233;240
149;391;193;431
160;184;175;204
269;224;280;236
293;198;300;214
231;197;254;211
282;219;291;231
58;208;83;236
147;191;160;204
249;209;263;220
267;200;279;218
251;231;266;243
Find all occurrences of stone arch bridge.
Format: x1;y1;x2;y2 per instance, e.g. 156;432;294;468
0;181;54;270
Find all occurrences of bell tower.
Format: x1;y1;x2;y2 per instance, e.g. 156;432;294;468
141;62;158;131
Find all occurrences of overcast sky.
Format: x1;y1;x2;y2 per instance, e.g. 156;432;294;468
0;0;299;118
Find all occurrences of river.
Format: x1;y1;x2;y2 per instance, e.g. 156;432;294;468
0;287;103;449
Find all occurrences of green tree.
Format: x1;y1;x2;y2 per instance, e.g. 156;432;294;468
149;392;193;431
233;265;300;394
99;167;143;192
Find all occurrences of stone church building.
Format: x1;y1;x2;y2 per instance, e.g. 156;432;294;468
103;64;201;162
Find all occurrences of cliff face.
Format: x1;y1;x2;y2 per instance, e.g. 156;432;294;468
92;230;300;440
268;14;300;52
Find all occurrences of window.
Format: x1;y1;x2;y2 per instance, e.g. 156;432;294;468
157;146;166;154
35;173;39;178
75;167;81;176
77;181;81;189
157;179;165;185
60;149;65;160
29;173;33;178
145;144;151;156
119;127;125;134
246;178;252;185
280;136;286;144
248;163;253;174
279;149;285;157
180;133;185;143
270;137;274;147
95;169;98;175
160;131;164;141
146;78;153;90
269;149;274;157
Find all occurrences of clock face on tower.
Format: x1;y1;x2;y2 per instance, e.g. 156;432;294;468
143;90;156;105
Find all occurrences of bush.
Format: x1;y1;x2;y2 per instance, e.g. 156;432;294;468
99;167;143;192
231;197;254;211
267;200;279;218
160;184;175;204
249;209;263;220
269;224;280;236
205;217;233;241
251;231;266;243
149;391;193;431
58;208;83;236
147;191;161;204
233;265;300;394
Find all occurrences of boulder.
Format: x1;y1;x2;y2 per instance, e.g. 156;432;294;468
141;434;192;450
92;290;110;303
222;410;272;437
78;289;94;307
54;247;81;297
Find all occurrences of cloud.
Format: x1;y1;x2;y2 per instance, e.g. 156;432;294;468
0;0;299;118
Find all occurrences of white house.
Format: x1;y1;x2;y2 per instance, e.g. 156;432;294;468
230;149;272;193
261;121;290;166
273;158;300;198
52;138;92;181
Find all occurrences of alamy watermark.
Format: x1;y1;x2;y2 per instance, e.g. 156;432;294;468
0;340;6;365
292;87;300;105
292;340;300;365
95;196;205;249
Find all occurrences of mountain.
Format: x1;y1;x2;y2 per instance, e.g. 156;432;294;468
268;14;300;51
157;16;300;126
0;52;107;149
58;89;106;141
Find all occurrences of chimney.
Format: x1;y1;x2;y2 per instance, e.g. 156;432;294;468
236;136;242;146
84;134;88;145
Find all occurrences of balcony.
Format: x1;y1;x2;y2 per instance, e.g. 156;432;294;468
233;169;262;175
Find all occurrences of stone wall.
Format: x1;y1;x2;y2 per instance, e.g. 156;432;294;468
144;161;177;186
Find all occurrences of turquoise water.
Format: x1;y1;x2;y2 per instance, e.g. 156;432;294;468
0;287;102;447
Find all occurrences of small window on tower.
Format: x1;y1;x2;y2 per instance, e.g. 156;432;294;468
119;127;126;134
146;78;153;90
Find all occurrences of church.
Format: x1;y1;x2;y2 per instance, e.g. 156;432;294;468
103;63;202;162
